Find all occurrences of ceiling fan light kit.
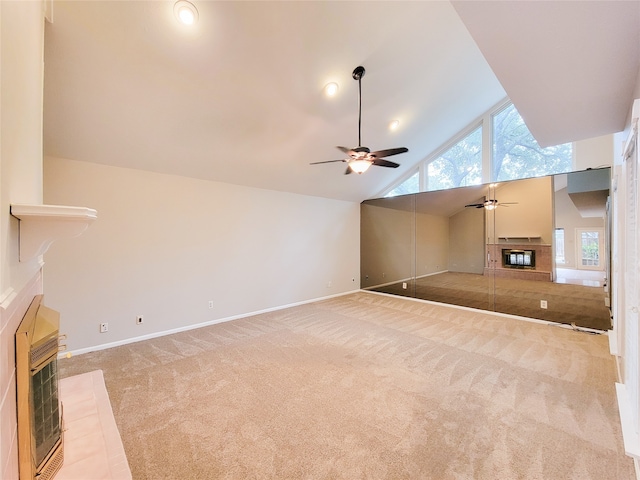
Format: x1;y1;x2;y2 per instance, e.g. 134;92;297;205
349;159;373;174
310;66;408;175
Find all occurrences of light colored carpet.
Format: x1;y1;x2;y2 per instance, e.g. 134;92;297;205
59;292;633;479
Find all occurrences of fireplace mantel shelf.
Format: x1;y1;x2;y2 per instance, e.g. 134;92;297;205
10;204;97;262
498;236;542;242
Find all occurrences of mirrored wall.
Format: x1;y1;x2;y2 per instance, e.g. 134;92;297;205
361;168;611;330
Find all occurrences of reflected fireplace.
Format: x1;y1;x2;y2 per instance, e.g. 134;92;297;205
502;249;536;269
16;295;64;480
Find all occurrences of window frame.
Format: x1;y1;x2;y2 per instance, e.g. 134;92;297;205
379;98;574;197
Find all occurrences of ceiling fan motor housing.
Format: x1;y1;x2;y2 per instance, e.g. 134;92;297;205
352;146;370;154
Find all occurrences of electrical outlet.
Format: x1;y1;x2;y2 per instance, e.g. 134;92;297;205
540;300;548;309
327;281;332;288
402;282;408;289
99;322;108;333
208;300;214;309
136;315;144;325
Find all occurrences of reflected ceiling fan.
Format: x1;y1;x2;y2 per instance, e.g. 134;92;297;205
310;66;408;175
465;198;518;210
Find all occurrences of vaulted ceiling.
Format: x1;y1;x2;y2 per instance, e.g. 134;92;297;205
43;1;640;203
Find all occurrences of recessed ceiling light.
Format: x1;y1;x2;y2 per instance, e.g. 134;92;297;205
324;82;339;97
174;1;198;25
389;119;400;131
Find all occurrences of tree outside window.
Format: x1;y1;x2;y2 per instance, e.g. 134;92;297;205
383;101;574;198
427;126;482;191
492;103;572;181
385;171;419;197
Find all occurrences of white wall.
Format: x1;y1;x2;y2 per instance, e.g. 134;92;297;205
43;157;360;353
0;2;45;480
610;88;640;471
574;134;614;171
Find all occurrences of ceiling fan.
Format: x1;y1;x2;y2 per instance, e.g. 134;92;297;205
465;198;518;210
310;66;408;175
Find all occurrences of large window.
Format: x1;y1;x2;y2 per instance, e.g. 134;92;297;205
385;171;419;197
383;100;573;197
427;126;482;191
492;103;572;181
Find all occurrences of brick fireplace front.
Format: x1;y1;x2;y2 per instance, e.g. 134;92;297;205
485;243;552;282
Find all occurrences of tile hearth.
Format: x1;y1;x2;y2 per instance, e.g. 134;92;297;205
57;370;131;480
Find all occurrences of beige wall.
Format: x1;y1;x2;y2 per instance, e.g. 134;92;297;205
492;176;554;245
416;212;449;277
43;157;360;353
360;200;414;288
448;207;484;274
0;2;45;480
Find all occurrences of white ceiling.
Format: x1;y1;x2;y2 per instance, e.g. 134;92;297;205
43;1;640;203
452;0;640;147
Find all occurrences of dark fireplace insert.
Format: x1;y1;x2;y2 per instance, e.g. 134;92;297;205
502;248;536;269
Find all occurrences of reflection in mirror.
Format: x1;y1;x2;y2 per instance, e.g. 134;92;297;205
414;184;493;311
361;168;611;330
360;195;415;297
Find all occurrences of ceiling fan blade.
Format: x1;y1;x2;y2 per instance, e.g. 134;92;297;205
369;147;408;158
309;159;347;165
372;159;400;168
344;167;352;175
465;203;485;208
336;146;352;155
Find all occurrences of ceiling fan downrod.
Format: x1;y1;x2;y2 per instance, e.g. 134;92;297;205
352;66;365;148
308;64;407;174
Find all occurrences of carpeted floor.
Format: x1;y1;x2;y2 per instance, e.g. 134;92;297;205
59;292;632;479
371;272;611;330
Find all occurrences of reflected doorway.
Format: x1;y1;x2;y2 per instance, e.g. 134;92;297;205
576;228;604;270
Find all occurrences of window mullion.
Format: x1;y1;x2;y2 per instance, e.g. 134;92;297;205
419;161;428;192
482;111;492;183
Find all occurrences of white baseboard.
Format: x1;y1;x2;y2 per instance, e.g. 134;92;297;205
363;289;608;332
363;270;449;290
616;383;640;467
60;289;360;358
